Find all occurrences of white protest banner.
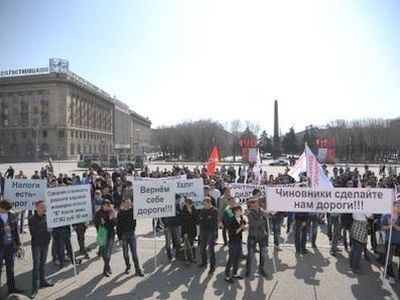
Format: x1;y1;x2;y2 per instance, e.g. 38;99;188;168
127;174;187;183
176;178;204;209
228;183;267;207
133;180;176;219
267;187;393;214
46;185;92;228
4;179;47;210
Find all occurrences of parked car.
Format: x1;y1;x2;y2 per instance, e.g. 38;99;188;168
269;159;289;166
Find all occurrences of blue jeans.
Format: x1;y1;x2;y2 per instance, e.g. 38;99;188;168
165;226;181;259
246;237;267;275
0;244;16;292
350;239;364;271
102;237;114;273
199;231;215;268
225;240;241;277
121;232;140;271
272;214;283;245
32;245;48;289
53;228;73;264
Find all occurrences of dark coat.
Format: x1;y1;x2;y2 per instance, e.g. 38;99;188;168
116;207;136;240
28;212;51;246
0;212;20;248
94;209;116;240
180;205;198;239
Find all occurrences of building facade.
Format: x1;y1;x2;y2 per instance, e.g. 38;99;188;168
130;110;152;154
113;99;131;153
0;59;152;162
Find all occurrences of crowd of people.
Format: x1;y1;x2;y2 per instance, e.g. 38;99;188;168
0;162;400;299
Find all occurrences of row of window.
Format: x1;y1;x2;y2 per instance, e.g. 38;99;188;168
69;130;111;141
0;143;49;157
69;143;111;156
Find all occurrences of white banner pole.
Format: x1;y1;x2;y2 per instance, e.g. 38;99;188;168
266;216;277;273
153;223;157;270
70;224;77;279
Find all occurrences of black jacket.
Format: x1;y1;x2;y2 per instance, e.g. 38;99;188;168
94;209;116;239
116;208;136;240
198;207;218;233
28;212;51;246
161;204;182;227
0;212;20;248
228;215;246;243
112;189;124;209
180;205;198;239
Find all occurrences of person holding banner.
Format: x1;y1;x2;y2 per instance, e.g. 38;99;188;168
350;213;371;274
198;197;218;274
116;198;144;277
381;201;400;284
0;200;24;295
161;194;182;262
245;197;269;278
28;200;54;299
224;205;247;283
181;197;198;265
95;200;116;277
294;211;310;255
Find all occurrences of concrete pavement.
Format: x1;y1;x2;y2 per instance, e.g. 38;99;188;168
1;218;400;300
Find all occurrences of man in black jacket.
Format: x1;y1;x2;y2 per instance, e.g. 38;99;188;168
116;197;144;276
198;197;218;274
0;200;24;295
161;194;182;261
28;200;54;298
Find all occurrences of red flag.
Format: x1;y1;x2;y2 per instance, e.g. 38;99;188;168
206;146;219;176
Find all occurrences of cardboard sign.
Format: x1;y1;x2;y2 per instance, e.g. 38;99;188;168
4;179;47;210
46;185;92;228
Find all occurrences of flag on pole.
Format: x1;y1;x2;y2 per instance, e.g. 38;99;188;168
305;144;333;189
206;146;219;176
253;148;262;184
288;152;306;181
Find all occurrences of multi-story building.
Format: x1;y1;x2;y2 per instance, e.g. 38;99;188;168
0;59;152;162
130;110;152;154
113;98;131;154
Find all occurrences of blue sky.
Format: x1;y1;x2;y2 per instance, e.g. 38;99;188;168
0;0;399;134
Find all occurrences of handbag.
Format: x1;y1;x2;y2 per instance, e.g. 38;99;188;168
96;225;108;247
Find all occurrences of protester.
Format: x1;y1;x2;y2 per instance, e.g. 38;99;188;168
245;197;269;278
95;200;116;277
294;210;309;255
0;200;24;295
329;213;341;256
4;166;14;179
198;197;218;274
350;212;371;274
161;194;182;261
181;197;198;265
116;198;144;276
28;200;54;299
381;201;400;284
224;205;247;283
218;187;231;246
